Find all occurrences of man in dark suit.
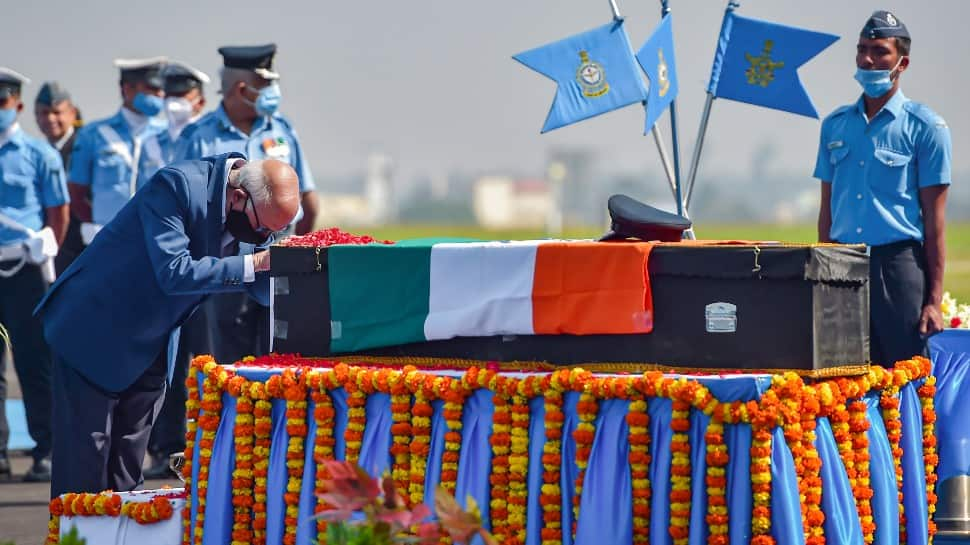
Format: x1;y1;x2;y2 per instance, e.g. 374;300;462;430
35;152;299;497
33;82;83;276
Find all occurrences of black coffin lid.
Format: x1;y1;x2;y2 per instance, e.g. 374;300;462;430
270;243;869;370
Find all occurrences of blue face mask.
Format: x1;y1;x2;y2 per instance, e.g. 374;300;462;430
247;83;281;117
0;107;16;132
854;57;905;98
133;92;164;116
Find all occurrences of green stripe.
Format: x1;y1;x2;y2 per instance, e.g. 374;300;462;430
327;238;478;353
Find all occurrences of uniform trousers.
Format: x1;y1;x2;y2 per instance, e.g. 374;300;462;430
868;239;928;366
0;262;52;462
50;350;166;498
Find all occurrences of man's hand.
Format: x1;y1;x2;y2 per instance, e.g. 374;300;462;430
919;303;945;337
253;250;271;273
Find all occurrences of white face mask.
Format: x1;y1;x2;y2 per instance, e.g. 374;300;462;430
165;97;197;127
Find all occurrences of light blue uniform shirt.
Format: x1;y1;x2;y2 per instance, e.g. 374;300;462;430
69;110;168;226
813;91;952;246
173;104;315;193
0;124;69;245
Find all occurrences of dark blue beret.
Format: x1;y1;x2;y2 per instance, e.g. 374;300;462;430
861;10;910;40
35;81;72;106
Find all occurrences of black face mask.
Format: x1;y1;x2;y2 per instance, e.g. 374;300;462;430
226;190;271;245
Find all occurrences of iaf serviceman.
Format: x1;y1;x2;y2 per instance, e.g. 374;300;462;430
0;68;69;482
160;60;209;153
68;57;168;247
174;44;319;362
815;11;951;365
34;82;83;274
144;60;213;479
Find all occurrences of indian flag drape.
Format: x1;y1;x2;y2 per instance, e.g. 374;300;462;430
328;240;654;353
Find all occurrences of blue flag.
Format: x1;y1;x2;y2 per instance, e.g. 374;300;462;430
636;14;679;134
514;20;648;133
707;11;838;118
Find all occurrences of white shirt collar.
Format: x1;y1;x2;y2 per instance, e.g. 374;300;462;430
53;125;74;151
0;122;20;148
119;107;149;134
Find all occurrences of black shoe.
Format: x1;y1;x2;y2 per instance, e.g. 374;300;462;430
23;457;51;482
0;453;10;480
143;454;174;480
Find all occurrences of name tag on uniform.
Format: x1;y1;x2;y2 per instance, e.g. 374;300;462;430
827;140;844;150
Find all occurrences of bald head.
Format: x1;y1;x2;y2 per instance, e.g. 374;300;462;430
227;159;300;233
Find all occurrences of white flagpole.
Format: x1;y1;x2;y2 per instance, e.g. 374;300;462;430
607;0;683;217
684;0;740;213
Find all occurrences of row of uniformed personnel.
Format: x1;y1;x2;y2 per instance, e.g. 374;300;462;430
0;43;319;483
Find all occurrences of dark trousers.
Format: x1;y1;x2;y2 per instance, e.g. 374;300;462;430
210;293;270;364
51;352;166;498
0;262;52;461
54;217;84;276
148;309;211;458
869;240;928;366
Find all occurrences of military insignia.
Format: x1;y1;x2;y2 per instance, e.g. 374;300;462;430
657;48;671;98
827;140;844;150
885;13;898;26
262;136;291;160
575;50;609;98
744;40;785;88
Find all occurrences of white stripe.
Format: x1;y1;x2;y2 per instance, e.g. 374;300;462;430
424;240;540;341
95;125;133;165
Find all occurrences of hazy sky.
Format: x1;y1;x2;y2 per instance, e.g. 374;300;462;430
5;0;967;189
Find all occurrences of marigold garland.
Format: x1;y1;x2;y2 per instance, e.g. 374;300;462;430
308;370;337;539
881;387;905;543
507;381;535;545
269;369;309;545
572;390;598;535
227;376;255;545
193;360;226;545
389;369;414;501
919;375;939;542
47;492;181;544
250;380;272;545
669;398;692;545
490;392;512;544
178;354;938;545
540;377;565;545
441;376;466;493
848;399;875;544
181;356;204;545
626;385;651;545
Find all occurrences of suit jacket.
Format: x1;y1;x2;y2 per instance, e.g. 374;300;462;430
35;152;269;393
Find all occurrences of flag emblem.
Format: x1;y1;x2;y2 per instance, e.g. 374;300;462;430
656;48;670;97
744;40;785;87
576;51;609;98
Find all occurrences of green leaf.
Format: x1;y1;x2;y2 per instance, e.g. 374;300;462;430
58;526;87;545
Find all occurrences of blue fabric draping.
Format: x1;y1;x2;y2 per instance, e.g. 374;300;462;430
265;398;290;545
816;417;864;545
648;396;673;545
525;395;546;545
201;393;236;545
192;368;941;545
900;383;929;545
866;392;900;545
930;330;970;482
359;393;392;477
296;398;318;545
455;389;496;544
424;399;446;509
769;426;805;545
574;399;632;545
559;391;580;545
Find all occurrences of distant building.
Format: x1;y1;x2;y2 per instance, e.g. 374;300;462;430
473;176;555;229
